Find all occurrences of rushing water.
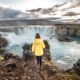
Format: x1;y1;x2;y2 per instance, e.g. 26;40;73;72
0;25;80;70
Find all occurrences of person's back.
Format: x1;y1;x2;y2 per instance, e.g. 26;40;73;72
32;33;45;70
32;38;45;56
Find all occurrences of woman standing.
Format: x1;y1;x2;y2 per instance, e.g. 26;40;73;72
32;33;45;70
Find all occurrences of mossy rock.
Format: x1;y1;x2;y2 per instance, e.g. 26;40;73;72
57;74;80;80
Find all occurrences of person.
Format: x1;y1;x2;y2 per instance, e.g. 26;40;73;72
32;33;45;70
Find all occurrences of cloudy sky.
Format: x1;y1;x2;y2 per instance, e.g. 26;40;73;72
0;0;71;11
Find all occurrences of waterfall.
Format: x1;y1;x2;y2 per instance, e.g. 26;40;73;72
1;26;80;70
0;26;56;55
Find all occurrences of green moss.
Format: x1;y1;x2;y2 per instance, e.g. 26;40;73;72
70;69;77;75
57;74;70;80
44;60;56;67
72;29;78;37
57;74;80;80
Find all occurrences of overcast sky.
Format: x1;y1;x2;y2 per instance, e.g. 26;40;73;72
0;0;71;11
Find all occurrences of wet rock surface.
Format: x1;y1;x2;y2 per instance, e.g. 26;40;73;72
0;34;8;47
73;59;80;75
56;26;80;37
0;34;8;55
43;40;51;61
57;37;73;42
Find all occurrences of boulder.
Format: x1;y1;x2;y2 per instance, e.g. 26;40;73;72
22;44;34;62
0;34;8;47
5;59;17;72
22;50;34;61
58;37;73;42
43;40;51;61
44;40;50;50
22;44;32;51
0;34;8;55
4;53;22;60
73;59;80;75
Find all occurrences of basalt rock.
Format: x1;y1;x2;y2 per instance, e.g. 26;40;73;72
0;34;8;55
22;44;32;51
56;26;80;37
73;59;80;75
5;59;17;72
22;44;34;61
0;34;8;47
58;37;73;42
4;53;22;60
43;40;51;61
44;40;50;50
22;50;34;61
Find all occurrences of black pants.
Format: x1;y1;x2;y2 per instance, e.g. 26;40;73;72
36;56;42;67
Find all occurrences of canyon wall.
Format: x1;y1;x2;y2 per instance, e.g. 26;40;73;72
55;26;80;37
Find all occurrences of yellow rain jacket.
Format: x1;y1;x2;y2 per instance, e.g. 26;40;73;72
32;39;45;56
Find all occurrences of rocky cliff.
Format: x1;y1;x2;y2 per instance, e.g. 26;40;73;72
56;26;80;37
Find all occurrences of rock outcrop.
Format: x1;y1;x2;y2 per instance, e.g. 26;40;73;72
0;34;8;54
58;37;73;42
0;52;80;80
0;34;8;47
56;26;80;37
73;59;80;75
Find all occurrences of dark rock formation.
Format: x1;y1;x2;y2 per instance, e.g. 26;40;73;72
0;34;8;47
58;37;73;42
22;44;34;61
44;40;50;50
5;58;17;72
4;53;21;60
43;40;51;61
73;59;80;75
56;26;80;37
22;44;32;51
0;34;8;54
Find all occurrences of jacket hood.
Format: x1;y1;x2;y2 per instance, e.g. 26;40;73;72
35;39;42;44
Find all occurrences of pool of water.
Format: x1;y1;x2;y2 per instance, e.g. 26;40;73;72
69;37;80;42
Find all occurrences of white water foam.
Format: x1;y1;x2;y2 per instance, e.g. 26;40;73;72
0;26;80;69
